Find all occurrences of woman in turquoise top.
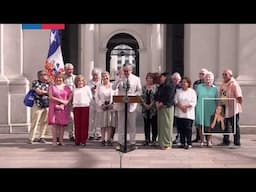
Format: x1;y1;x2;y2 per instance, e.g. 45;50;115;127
195;71;218;147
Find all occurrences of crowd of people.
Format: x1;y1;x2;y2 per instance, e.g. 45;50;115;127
27;63;243;150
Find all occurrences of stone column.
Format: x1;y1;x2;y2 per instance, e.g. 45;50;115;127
80;24;95;81
236;24;256;126
0;24;10;133
184;24;219;83
216;24;238;83
1;24;29;133
150;24;164;73
237;24;256;84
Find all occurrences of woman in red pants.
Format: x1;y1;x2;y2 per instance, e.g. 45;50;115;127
73;75;93;146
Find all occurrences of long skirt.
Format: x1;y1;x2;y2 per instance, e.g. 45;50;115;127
157;106;174;148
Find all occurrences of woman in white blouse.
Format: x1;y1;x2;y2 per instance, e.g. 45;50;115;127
95;71;116;146
73;75;92;146
174;77;197;149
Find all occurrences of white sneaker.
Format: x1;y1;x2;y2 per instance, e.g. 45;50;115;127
207;142;213;147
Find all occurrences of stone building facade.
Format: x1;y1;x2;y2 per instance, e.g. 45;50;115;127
0;24;255;133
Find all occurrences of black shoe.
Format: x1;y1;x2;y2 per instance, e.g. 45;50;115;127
130;144;138;150
39;138;47;143
143;141;149;146
69;137;75;141
217;142;229;146
107;140;112;146
172;140;177;144
33;138;40;142
57;137;60;143
234;142;241;146
192;139;199;143
101;140;106;146
88;136;94;140
151;141;157;147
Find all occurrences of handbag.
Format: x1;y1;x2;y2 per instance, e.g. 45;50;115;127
23;89;35;107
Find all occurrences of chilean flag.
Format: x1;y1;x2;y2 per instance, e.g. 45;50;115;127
45;29;65;82
22;24;65;30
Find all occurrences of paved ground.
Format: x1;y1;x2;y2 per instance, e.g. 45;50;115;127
0;130;256;168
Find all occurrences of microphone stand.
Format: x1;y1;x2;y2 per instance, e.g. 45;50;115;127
123;78;129;153
119;77;137;153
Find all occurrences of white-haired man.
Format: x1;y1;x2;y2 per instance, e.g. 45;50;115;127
171;72;182;145
219;69;243;146
112;63;142;150
88;68;102;140
64;63;76;141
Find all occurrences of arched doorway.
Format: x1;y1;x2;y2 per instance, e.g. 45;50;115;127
106;33;139;81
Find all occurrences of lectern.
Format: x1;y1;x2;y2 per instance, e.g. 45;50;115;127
113;95;142;153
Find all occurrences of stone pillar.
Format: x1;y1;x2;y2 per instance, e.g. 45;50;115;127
184;24;219;83
216;24;238;82
237;24;256;83
236;24;256;126
151;24;165;73
0;24;29;133
0;24;10;133
80;24;95;81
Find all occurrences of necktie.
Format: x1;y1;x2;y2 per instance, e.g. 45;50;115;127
126;78;130;91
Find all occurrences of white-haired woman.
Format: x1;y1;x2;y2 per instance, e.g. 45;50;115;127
195;71;218;147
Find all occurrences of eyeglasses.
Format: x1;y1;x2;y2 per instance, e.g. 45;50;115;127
222;73;228;76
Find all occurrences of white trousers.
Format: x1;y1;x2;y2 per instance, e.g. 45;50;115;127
117;111;136;145
88;103;101;137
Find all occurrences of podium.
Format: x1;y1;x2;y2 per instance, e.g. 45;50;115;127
113;95;142;104
113;95;142;153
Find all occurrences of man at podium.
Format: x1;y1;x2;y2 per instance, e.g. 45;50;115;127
112;63;142;150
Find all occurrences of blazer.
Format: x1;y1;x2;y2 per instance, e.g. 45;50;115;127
112;73;142;112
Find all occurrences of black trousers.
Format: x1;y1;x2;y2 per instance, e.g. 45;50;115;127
176;117;193;145
173;116;180;140
223;113;240;145
143;114;157;142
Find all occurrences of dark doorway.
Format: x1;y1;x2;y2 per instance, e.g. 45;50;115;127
106;33;139;81
60;24;79;74
166;24;184;77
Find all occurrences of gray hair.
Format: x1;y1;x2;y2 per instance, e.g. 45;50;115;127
123;63;133;69
205;71;214;84
200;68;208;74
91;68;102;75
172;72;181;81
65;63;74;69
101;70;110;76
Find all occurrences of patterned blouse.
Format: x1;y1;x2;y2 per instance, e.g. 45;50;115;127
141;84;158;119
31;80;50;108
